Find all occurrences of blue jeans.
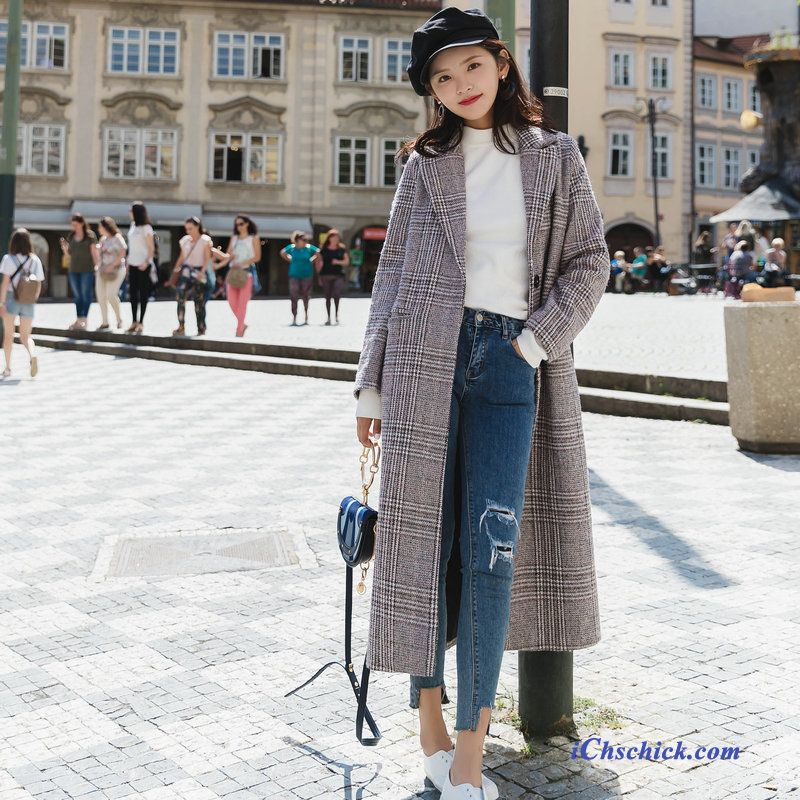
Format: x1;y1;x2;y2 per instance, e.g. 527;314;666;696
68;271;95;318
409;307;538;731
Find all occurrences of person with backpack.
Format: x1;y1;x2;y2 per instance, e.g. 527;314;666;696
0;228;45;378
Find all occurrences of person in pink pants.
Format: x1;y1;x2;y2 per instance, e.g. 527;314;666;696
225;215;262;337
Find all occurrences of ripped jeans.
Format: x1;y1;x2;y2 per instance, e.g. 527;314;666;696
409;307;538;731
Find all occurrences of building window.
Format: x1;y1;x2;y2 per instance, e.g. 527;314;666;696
749;82;761;113
651;0;669;5
211;132;281;184
722;78;741;112
648;54;671;89
747;149;760;169
382;139;409;186
610;51;633;88
0;20;68;70
608;130;632;177
2;123;65;175
214;32;283;79
696;143;716;187
336;136;369;185
697;74;716;109
109;26;179;75
340;36;371;82
722;147;741;190
648;132;671;179
104;127;177;179
614;0;632;3
385;39;411;83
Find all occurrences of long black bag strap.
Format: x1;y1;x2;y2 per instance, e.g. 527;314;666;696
283;564;380;746
9;256;31;300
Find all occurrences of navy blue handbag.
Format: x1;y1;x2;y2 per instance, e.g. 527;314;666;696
286;444;382;746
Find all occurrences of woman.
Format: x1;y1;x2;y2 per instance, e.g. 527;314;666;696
692;231;714;264
225;215;262;337
734;219;756;252
169;217;213;336
762;237;787;288
726;240;754;298
126;202;155;334
353;9;608;799
317;228;349;325
280;231;320;326
95;217;127;330
1;228;45;378
59;213;98;330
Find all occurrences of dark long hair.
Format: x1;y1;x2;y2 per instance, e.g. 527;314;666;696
232;214;257;237
131;201;150;227
185;216;207;236
399;38;553;159
71;212;90;239
9;227;32;256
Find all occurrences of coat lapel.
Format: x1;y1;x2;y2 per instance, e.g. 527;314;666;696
418;125;560;285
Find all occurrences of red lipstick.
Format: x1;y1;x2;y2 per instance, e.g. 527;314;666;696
458;94;483;106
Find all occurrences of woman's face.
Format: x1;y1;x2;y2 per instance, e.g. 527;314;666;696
71;220;81;234
428;44;508;128
235;218;248;235
328;234;341;247
295;236;307;248
185;222;199;237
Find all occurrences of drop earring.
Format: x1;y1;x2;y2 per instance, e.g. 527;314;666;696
436;102;445;119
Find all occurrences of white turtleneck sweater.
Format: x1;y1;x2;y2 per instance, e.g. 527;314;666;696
356;124;548;420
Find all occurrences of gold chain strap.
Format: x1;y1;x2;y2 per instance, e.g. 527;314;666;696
356;444;381;595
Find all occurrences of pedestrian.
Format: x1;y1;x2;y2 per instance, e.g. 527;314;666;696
225;215;262;337
169;217;213;336
734;219;756;251
753;225;770;263
59;213;98;330
726;240;754;298
126;202;155;334
761;237;787;287
1;228;45;378
692;231;714;264
280;231;320;326
318;228;350;325
613;250;631;293
95;217;127;331
353;9;609;798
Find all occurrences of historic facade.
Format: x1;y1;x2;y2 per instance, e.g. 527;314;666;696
0;0;439;297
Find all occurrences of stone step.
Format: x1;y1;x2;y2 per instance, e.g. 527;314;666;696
28;333;730;426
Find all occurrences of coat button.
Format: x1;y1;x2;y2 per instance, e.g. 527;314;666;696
476;312;484;322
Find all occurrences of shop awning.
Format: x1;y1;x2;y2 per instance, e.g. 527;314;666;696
70;200;203;227
201;214;313;239
709;178;800;223
14;205;73;230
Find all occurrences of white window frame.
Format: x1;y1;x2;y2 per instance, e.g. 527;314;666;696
214;31;248;78
648;53;672;90
722;78;742;113
335;135;370;186
695;142;716;188
749;81;761;113
209;131;282;184
2;122;66;175
108;25;180;75
747;148;760;169
610;50;634;88
250;33;284;80
103;127;178;180
384;38;411;83
213;31;284;79
381;138;406;186
647;131;671;180
651;0;669;5
697;74;716;109
608;129;633;177
722;146;741;190
339;35;372;82
0;20;69;70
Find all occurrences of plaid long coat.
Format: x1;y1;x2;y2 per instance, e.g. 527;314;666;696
354;125;610;677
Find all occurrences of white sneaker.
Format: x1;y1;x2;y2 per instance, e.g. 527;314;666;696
440;767;486;800
424;749;498;800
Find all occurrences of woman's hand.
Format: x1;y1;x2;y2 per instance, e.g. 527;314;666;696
357;417;381;448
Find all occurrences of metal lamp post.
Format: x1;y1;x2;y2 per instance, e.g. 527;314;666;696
635;96;670;248
519;0;575;741
0;0;22;253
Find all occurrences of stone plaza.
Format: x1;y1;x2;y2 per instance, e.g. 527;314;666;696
1;293;799;799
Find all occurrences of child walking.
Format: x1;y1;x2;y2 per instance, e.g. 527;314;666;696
354;9;609;799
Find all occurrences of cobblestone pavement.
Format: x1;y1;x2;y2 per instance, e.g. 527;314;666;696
1;349;799;799
31;290;776;381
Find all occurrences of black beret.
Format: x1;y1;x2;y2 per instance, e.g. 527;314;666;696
406;7;500;97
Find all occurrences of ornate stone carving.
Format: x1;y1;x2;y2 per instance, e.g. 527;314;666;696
105;6;183;33
334;15;403;36
101;92;181;127
20;0;71;23
335;101;417;134
213;8;288;35
3;88;71;123
208;97;286;131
